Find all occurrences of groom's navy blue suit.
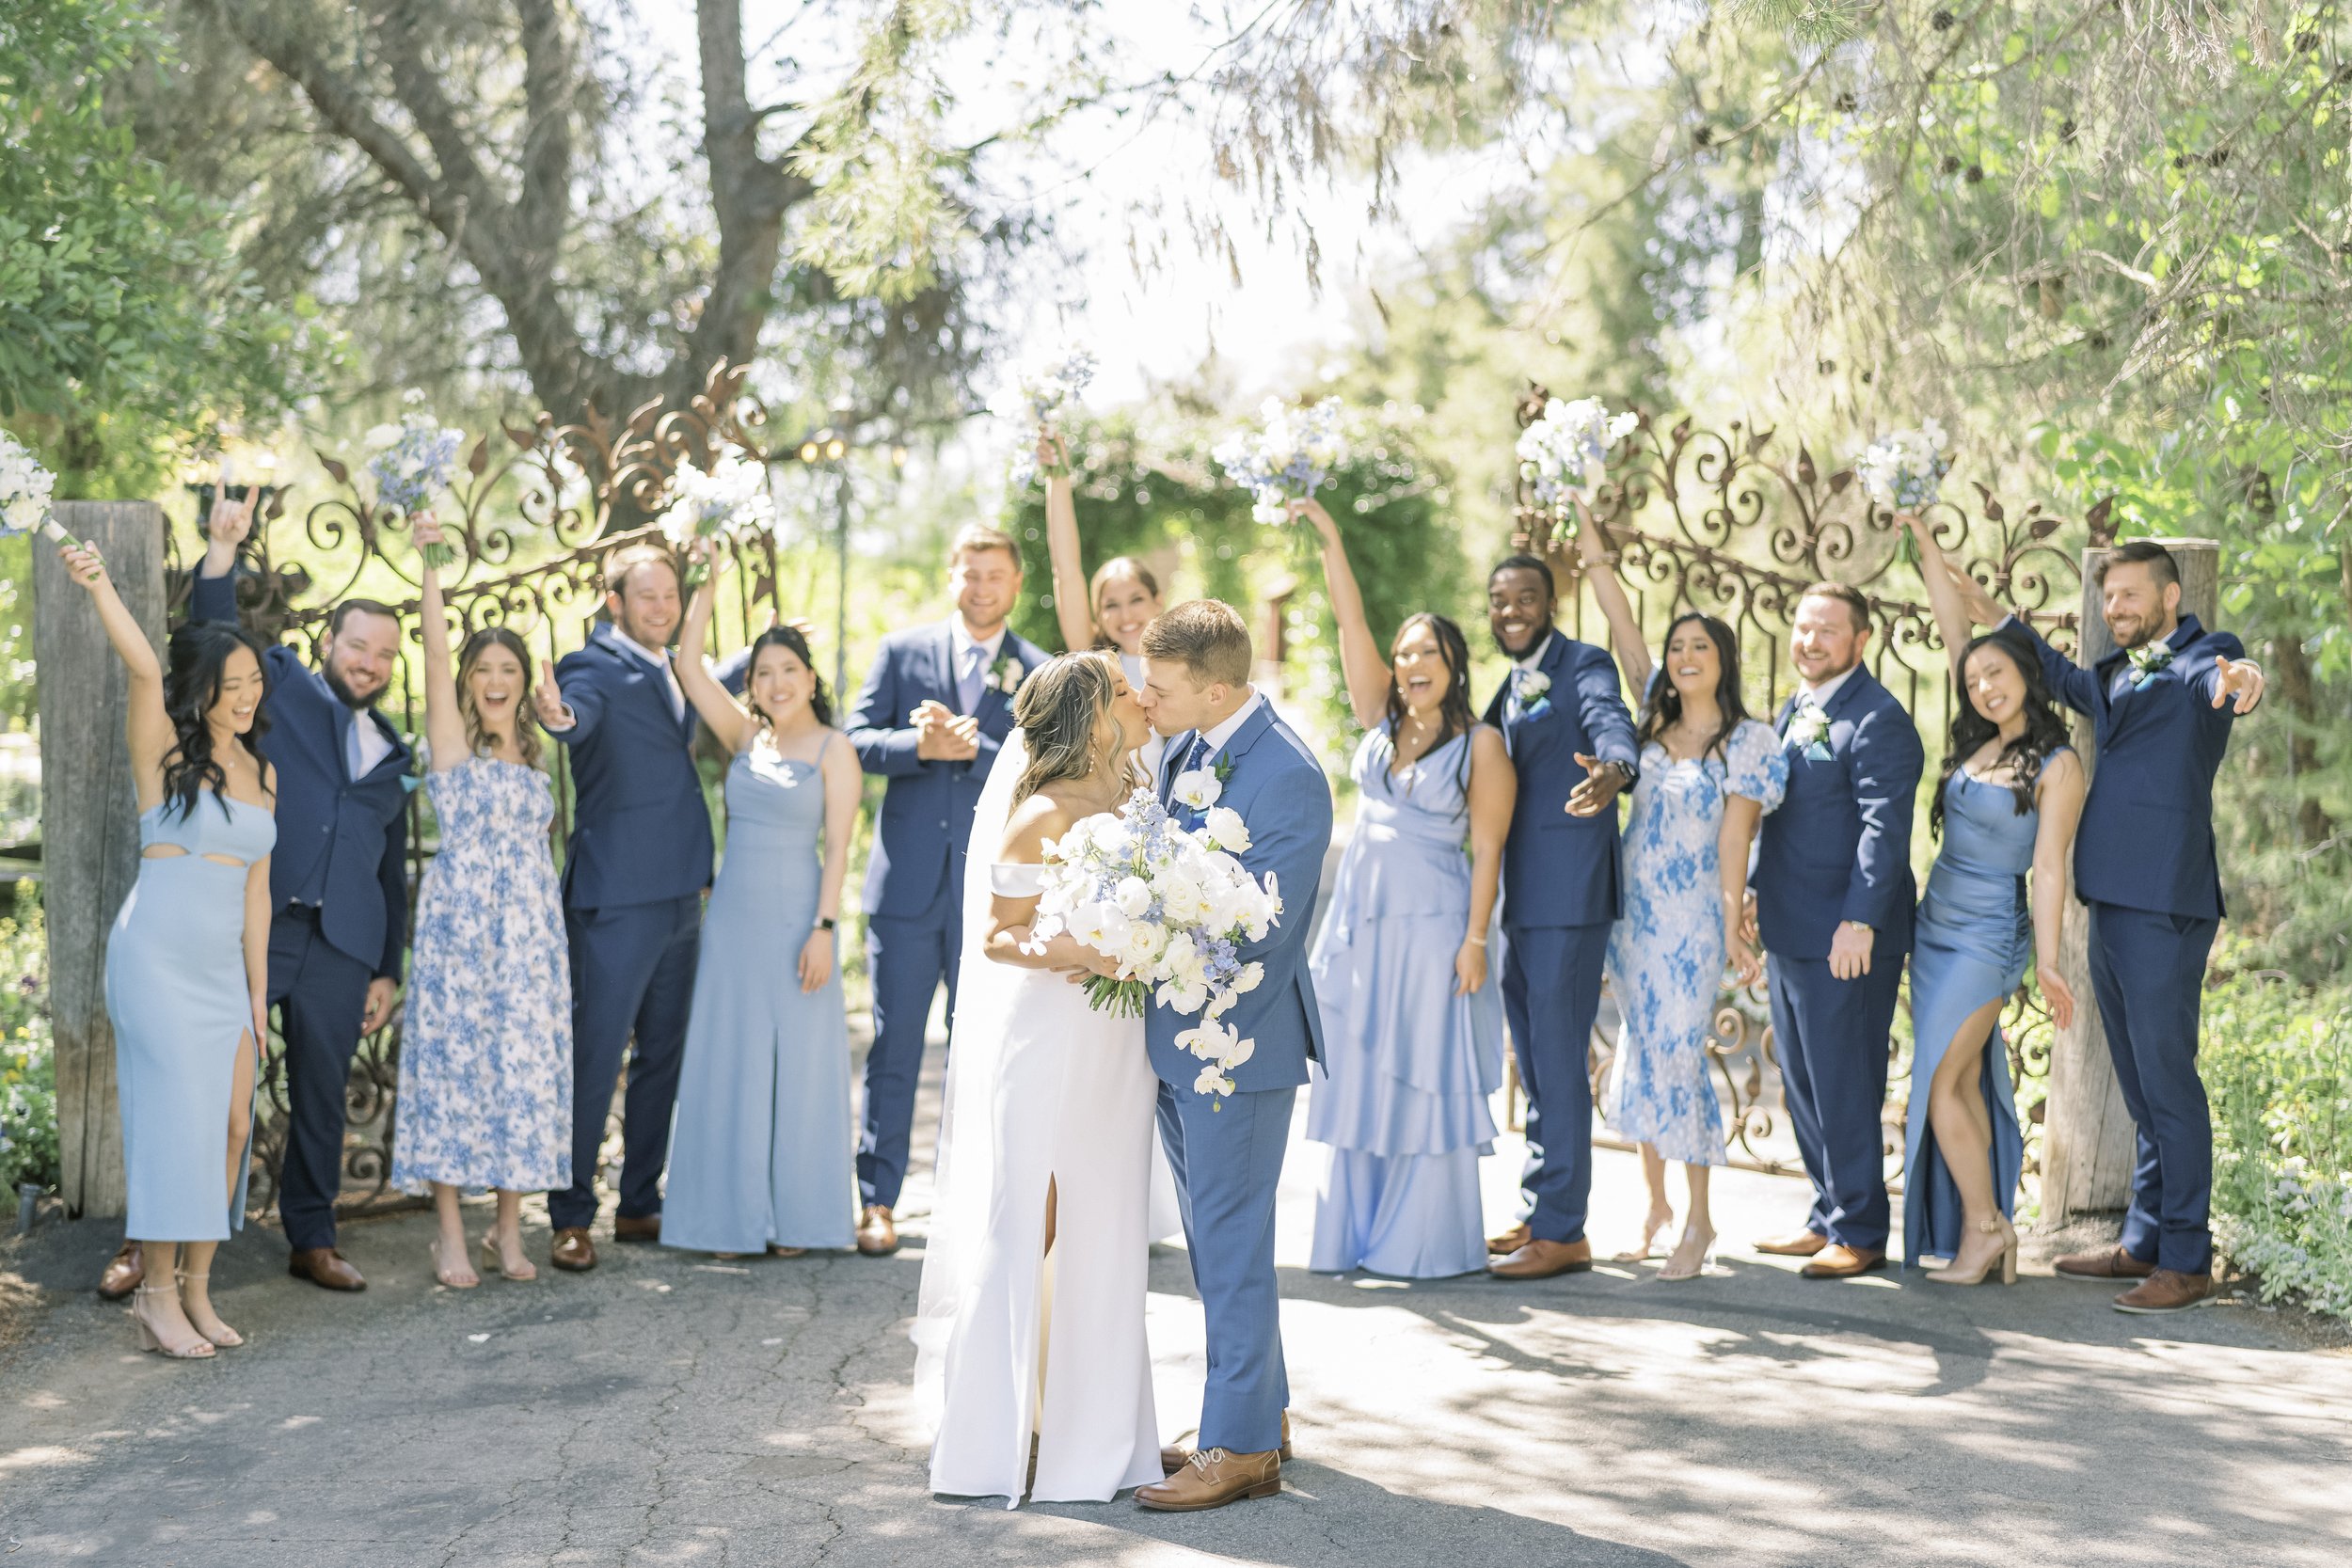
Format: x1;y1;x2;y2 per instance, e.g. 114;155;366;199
191;568;410;1252
1755;664;1923;1253
2010;612;2248;1275
547;623;715;1232
1480;627;1638;1246
845;620;1047;1211
1149;696;1331;1456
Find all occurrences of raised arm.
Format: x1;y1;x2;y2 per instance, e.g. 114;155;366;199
1456;725;1515;997
1900;513;1975;689
2029;750;2086;1030
1041;435;1095;654
59;544;173;805
190;489;260;625
414;515;469;774
1572;506;1652;697
1296;497;1391;729
675;555;755;753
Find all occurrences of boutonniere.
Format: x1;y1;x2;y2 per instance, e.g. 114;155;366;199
987;653;1025;696
1516;668;1552;719
1171;754;1236;813
1785;705;1834;762
2126;642;2174;689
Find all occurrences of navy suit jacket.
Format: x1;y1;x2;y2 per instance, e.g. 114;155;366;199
1479;628;1640;929
1146;701;1333;1093
2011;613;2244;920
190;570;411;978
1755;664;1924;961
845;621;1049;919
549;624;715;911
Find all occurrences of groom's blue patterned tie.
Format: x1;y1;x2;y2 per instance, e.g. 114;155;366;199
1168;733;1212;817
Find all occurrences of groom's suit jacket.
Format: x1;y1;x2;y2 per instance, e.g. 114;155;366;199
1755;665;1923;962
2009;613;2245;921
1146;701;1334;1094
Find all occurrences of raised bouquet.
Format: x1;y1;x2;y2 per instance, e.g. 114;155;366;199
1006;347;1096;487
657;452;778;583
0;429;79;548
1854;420;1951;567
1024;786;1283;1101
1214;396;1347;526
1516;396;1637;531
364;394;467;566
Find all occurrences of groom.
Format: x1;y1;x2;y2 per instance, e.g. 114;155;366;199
1132;600;1332;1513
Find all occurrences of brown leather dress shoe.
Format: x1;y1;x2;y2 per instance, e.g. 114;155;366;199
1136;1448;1280;1512
287;1247;367;1291
1488;1237;1593;1279
550;1228;597;1272
97;1240;145;1301
1755;1229;1830;1258
1799;1243;1887;1279
612;1212;660;1243
2112;1268;2218;1314
2054;1244;2155;1280
1486;1222;1532;1257
856;1205;899;1257
1163;1413;1294;1474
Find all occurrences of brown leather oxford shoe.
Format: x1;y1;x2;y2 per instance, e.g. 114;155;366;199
1755;1228;1830;1258
550;1228;597;1272
97;1239;144;1301
1486;1222;1532;1257
2054;1244;2155;1280
1136;1448;1280;1512
1488;1237;1594;1279
856;1205;899;1257
612;1212;660;1243
1799;1243;1887;1279
1163;1412;1293;1474
287;1247;367;1291
2111;1268;2218;1314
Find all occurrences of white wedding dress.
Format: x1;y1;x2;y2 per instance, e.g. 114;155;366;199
912;729;1164;1506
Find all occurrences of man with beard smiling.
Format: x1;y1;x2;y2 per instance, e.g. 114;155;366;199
1480;552;1639;1281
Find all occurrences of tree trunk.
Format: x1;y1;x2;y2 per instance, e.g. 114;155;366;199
34;501;167;1219
2041;538;2220;1222
2267;630;2331;847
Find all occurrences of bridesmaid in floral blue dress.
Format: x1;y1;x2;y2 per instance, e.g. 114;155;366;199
1299;499;1515;1278
392;517;574;1288
660;552;862;1257
1578;527;1784;1280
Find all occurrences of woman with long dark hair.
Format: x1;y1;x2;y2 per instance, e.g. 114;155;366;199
1900;515;2083;1284
391;515;573;1287
1295;497;1515;1278
660;550;863;1258
1577;522;1785;1280
63;528;277;1358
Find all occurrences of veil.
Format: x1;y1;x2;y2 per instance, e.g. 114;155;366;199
909;724;1030;1433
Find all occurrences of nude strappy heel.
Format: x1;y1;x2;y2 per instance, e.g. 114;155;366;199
1930;1216;2019;1287
131;1284;217;1359
176;1269;243;1347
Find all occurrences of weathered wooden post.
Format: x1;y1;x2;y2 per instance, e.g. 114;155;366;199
2040;536;2221;1221
32;500;168;1219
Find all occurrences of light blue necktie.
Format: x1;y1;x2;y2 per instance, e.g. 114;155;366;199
957;642;986;714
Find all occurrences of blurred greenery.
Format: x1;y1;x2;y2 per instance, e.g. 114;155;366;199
0;882;56;1196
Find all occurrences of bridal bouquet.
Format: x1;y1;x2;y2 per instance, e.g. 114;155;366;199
1024;787;1283;1101
365;395;467;566
1855;420;1950;567
1005;347;1096;487
658;452;778;581
1517;396;1637;521
1214;396;1347;526
0;430;79;548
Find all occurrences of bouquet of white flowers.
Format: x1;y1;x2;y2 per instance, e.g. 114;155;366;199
1213;396;1347;526
657;453;778;582
1024;786;1283;1101
1516;396;1637;528
1854;419;1950;566
1005;347;1096;487
0;430;78;548
364;394;467;566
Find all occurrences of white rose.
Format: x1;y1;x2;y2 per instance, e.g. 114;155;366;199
1120;921;1167;970
1113;876;1152;918
1202;805;1251;853
1161;934;1206;980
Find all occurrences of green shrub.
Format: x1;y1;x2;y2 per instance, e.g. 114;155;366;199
0;882;56;1194
2205;967;2352;1322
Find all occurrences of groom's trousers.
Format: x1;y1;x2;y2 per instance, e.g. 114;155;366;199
1768;952;1904;1251
1501;921;1610;1244
1156;1080;1295;1456
2089;902;2217;1275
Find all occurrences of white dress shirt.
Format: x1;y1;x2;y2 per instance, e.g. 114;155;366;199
344;709;393;779
1798;661;1860;710
1194;687;1265;763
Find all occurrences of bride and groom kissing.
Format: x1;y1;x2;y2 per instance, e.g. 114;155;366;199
911;597;1332;1513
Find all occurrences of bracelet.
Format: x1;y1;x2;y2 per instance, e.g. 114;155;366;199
1465;935;1488;947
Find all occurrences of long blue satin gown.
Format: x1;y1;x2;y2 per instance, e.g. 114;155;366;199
107;794;277;1241
1902;759;2063;1264
661;739;856;1253
1306;723;1503;1278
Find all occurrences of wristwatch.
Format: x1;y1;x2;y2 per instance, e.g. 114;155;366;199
814;916;838;932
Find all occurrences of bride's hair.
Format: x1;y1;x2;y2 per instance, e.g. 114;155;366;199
1011;651;1126;804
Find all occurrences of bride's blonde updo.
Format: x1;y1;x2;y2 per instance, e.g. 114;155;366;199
1011;651;1125;805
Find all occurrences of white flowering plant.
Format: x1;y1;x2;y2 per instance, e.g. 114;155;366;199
1005;347;1097;487
1214;396;1348;526
1516;397;1638;530
0;429;79;549
1854;420;1951;567
657;453;778;584
364;394;467;565
1023;786;1282;1102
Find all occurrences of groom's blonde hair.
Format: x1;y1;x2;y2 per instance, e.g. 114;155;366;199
1143;599;1252;688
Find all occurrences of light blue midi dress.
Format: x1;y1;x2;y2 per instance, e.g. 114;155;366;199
107;793;277;1241
1306;724;1504;1278
661;739;856;1253
1902;762;2058;1264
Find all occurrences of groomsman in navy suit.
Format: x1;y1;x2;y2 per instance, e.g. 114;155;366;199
532;543;714;1272
179;494;411;1294
1752;582;1924;1279
843;523;1048;1255
1955;542;2265;1312
1480;553;1640;1281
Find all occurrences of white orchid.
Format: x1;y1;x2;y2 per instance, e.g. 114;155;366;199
1202;805;1252;852
1171;768;1223;812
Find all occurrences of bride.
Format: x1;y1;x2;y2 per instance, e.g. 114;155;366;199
912;651;1165;1505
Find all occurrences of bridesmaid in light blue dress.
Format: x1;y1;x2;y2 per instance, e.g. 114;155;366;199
1902;515;2085;1285
1299;499;1513;1278
661;559;861;1256
64;527;277;1360
392;519;572;1289
1577;528;1782;1280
